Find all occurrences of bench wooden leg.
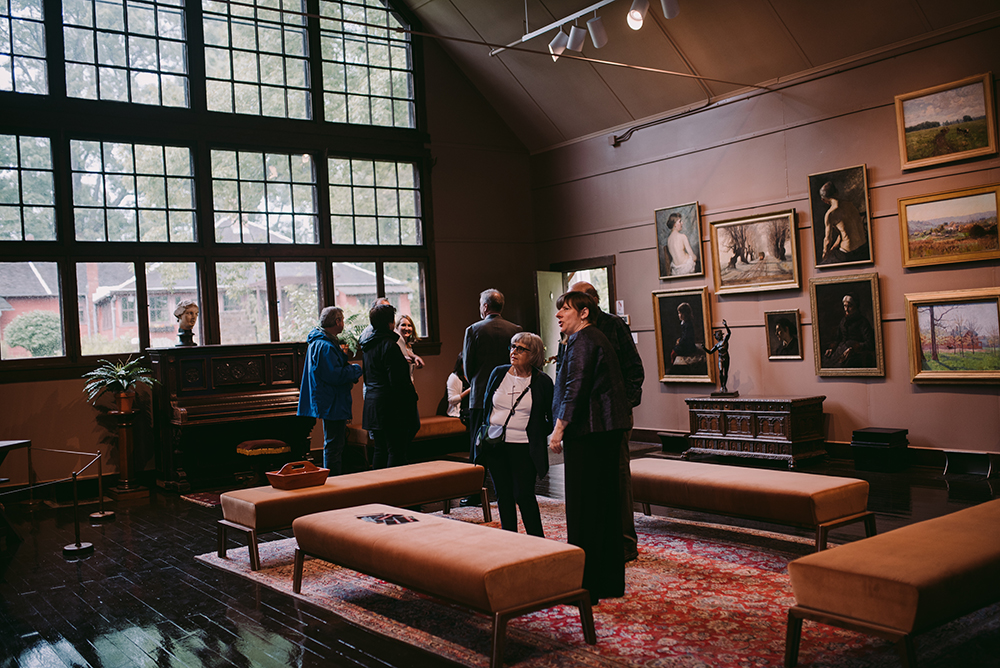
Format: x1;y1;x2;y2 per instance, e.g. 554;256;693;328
217;519;261;570
816;511;877;552
784;607;803;667
864;512;878;538
442;498;451;514
490;612;508;668
897;634;916;668
292;548;304;594
481;487;493;523
641;502;651;516
576;592;596;645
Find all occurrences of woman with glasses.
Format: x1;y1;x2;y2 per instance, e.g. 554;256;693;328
550;291;630;605
478;332;553;537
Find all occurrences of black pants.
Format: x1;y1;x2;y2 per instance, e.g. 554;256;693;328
370;428;408;469
468;408;484;460
486;441;543;537
564;430;625;602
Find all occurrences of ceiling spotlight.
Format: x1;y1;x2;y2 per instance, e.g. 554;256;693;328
548;29;569;61
587;16;608;48
627;0;649;30
661;0;679;19
567;24;587;52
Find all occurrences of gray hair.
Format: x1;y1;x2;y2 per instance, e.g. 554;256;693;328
319;306;343;328
480;288;504;313
511;331;545;369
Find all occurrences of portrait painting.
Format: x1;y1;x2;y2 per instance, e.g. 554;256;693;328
808;165;873;268
655;202;703;280
709;210;800;295
765;310;802;360
895;73;997;170
651;287;714;383
809;273;884;377
905;287;1000;384
898;183;1000;268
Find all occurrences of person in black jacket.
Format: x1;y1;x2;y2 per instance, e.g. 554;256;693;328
550;291;630;605
360;303;419;469
479;332;553;537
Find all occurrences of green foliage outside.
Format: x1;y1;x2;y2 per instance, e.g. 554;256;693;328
3;310;63;357
904;119;989;162
81;334;138;356
281;282;319;342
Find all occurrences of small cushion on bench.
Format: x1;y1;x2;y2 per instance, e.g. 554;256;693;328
346;416;466;446
293;502;585;613
788;498;1000;634
631;458;869;526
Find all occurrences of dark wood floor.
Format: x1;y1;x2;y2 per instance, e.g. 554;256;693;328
1;453;996;668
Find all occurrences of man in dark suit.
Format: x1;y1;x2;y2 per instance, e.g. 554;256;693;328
570;282;644;562
463;288;522;464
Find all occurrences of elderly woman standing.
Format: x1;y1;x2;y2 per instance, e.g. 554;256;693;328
479;332;553;537
549;291;630;605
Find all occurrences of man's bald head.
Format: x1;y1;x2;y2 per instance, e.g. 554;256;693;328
569;281;599;304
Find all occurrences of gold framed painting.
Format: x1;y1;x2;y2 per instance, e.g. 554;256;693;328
904;287;1000;384
807;164;873;268
651;287;715;383
895;73;997;170
809;273;884;377
708;210;800;295
655;202;703;280
898;183;1000;268
765;309;802;360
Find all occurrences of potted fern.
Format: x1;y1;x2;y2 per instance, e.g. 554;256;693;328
82;356;157;413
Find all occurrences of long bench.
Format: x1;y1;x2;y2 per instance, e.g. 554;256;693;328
785;498;1000;667
292;502;596;668
630;458;876;551
218;460;490;570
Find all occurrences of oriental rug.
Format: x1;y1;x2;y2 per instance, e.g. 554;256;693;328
195;499;1000;668
180;491;222;508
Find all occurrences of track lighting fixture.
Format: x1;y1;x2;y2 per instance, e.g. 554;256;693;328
661;0;679;19
566;24;587;51
587;16;608;48
627;0;649;30
548;28;569;61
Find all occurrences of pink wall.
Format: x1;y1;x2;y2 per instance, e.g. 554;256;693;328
530;26;1000;453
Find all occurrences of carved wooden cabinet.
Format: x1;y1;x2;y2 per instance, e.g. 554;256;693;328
684;395;826;468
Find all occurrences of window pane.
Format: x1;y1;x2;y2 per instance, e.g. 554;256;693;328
327;156;420;247
64;0;188;105
145;261;200;348
71;139;196;242
212;149;317;244
0;134;55;240
203;0;310;120
319;0;413;128
384;261;424;337
76;261;139;355
1;0;48;94
216;261;269;344
332;260;375;329
0;261;64;359
276;261;318;341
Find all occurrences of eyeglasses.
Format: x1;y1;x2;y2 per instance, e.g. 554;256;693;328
509;344;530;354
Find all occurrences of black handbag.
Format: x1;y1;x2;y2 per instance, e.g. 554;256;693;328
474;380;531;464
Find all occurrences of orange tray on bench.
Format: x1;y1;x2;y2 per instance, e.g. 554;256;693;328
266;461;329;490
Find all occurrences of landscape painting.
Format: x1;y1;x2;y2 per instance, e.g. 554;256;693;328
898;184;1000;267
709;210;799;295
905;288;1000;384
895;73;997;170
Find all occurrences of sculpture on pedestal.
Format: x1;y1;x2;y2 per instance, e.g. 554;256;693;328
174;300;199;347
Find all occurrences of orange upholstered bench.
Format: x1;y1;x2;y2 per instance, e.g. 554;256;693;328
630;458;875;551
218;461;491;570
292;503;595;668
785;498;1000;667
345;415;467;445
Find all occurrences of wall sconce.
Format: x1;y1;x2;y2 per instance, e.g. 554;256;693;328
627;0;649;30
548;28;569;61
566;24;587;51
587;16;608;48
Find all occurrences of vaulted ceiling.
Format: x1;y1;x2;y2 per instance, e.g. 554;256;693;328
404;0;1000;153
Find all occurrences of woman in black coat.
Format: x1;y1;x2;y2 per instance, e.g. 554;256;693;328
550;291;630;605
479;332;553;537
360;303;419;469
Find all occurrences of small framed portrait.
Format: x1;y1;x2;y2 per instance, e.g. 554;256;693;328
655;202;703;280
898;183;1000;268
807;164;873;268
809;273;884;377
895;73;997;170
651;287;714;383
765;310;802;360
904;287;1000;384
708;210;800;295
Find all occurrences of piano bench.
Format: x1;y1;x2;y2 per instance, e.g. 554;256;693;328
218;460;492;570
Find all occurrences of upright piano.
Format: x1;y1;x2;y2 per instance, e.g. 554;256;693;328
148;342;314;492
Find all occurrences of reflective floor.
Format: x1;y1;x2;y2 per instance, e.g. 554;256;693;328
0;453;996;668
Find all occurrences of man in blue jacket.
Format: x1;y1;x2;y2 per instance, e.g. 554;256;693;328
298;306;363;475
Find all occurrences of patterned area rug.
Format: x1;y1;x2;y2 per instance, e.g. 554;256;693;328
180;492;222;508
196;498;1000;668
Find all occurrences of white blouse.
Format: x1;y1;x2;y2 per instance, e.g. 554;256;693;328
487;371;532;443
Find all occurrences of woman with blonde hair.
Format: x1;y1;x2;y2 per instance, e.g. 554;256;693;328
395;313;424;380
478;332;553;537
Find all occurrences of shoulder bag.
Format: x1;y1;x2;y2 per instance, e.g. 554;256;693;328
474;380;531;464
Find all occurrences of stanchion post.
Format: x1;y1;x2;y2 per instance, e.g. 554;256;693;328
63;471;94;557
90;451;115;522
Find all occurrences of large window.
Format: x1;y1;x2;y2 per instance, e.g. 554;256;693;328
0;0;432;377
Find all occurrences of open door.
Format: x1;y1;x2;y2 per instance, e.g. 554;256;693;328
535;270;562;380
